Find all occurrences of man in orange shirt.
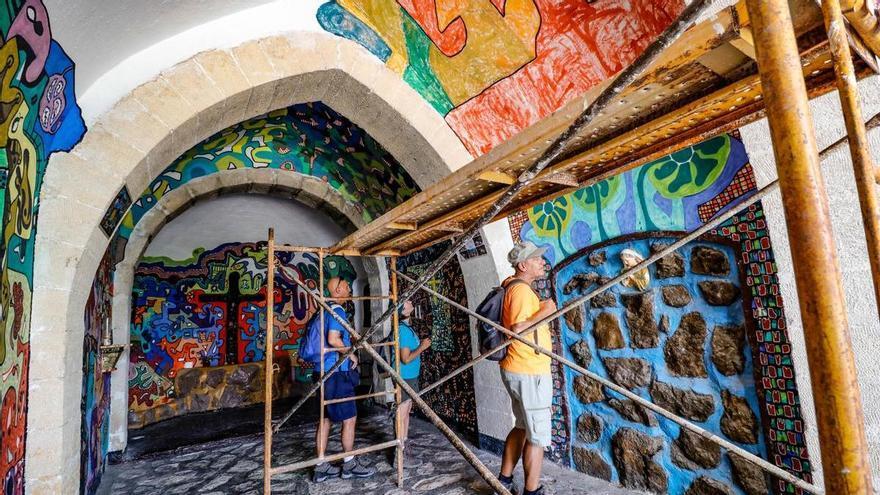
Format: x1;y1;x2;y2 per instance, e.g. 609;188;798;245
497;242;557;495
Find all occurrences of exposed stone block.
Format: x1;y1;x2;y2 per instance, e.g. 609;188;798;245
664;312;708;377
611;428;667;494
622;292;658;348
608;399;658;426
576;413;602;443
661;285;691;307
651;242;685;278
721;390;759;444
603;357;652;389
711;324;746;376
593;312;624;350
574;376;604;404
691;246;730;276
698;280;740;306
685;476;734;495
570;340;592;368
564;304;585;333
649;381;715;421
573;447;612;481
729;452;770;495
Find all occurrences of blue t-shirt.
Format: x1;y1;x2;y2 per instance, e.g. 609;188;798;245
398;321;421;380
322;305;352;373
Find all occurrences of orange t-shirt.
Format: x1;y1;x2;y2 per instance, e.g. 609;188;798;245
500;278;552;375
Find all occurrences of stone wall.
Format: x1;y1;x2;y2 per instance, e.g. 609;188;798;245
554;235;767;494
129;360;296;429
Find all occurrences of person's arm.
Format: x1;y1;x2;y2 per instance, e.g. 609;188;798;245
400;337;432;364
509;292;557;334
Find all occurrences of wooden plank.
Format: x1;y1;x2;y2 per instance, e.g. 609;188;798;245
476;170;516;185
388;222;418;231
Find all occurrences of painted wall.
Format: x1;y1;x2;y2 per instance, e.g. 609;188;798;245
81;252;112;495
101;100;420;255
317;0;684;155
129;241;357;424
397;241;477;437
0;1;87;492
513;134;813;494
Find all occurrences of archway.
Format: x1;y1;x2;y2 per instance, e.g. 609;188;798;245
29;32;472;492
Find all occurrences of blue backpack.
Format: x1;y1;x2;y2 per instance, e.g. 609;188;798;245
298;304;343;364
474;279;529;361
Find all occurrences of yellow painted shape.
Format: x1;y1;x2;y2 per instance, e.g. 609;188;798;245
339;0;409;74
429;0;540;105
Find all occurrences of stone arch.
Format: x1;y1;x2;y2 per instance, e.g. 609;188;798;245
109;168;391;450
28;31;470;492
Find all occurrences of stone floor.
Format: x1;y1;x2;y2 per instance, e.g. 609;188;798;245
100;409;643;494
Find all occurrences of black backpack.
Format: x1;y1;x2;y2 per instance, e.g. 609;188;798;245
475;279;529;361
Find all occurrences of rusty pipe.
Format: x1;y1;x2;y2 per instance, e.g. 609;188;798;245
747;0;873;493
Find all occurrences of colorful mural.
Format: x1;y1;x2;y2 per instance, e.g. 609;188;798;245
397;241;477;437
129;242;356;414
554;235;767;494
0;1;87;492
104;101;420;251
516;134;813;493
317;0;684;155
81;253;113;495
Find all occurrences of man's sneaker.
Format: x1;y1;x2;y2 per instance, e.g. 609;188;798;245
312;462;340;483
341;458;376;479
496;476;518;495
523;486;545;495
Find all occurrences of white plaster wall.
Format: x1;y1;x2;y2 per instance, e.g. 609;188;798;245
464;219;517;443
739;74;880;490
144;193;352;258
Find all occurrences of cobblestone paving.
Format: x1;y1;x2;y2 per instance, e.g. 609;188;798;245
99;412;642;494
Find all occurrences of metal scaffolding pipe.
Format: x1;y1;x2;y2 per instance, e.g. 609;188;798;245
747;0;873;492
271;0;715;431
822;0;880;327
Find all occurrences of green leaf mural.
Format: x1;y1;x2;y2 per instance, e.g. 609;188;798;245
571;175;624;241
648;134;730;198
528;196;574;256
637;134;730;230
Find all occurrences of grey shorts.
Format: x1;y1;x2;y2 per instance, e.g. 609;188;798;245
500;369;553;448
401;377;420;402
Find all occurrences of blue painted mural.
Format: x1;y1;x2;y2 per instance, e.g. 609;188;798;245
554;235;765;494
516;133;813;493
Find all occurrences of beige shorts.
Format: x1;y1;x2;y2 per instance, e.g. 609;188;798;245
500;369;553;448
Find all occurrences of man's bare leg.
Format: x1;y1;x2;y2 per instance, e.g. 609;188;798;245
341;416;356;453
522;441;544;492
500;427;526;478
316;418;331;458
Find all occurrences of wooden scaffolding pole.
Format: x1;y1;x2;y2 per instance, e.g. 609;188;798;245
391;257;404;487
263;229;276;495
264;245;406;492
317;251;325;459
746;0;873;493
821;0;880;320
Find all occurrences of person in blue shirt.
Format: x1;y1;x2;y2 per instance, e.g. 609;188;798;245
397;300;431;450
312;277;376;482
